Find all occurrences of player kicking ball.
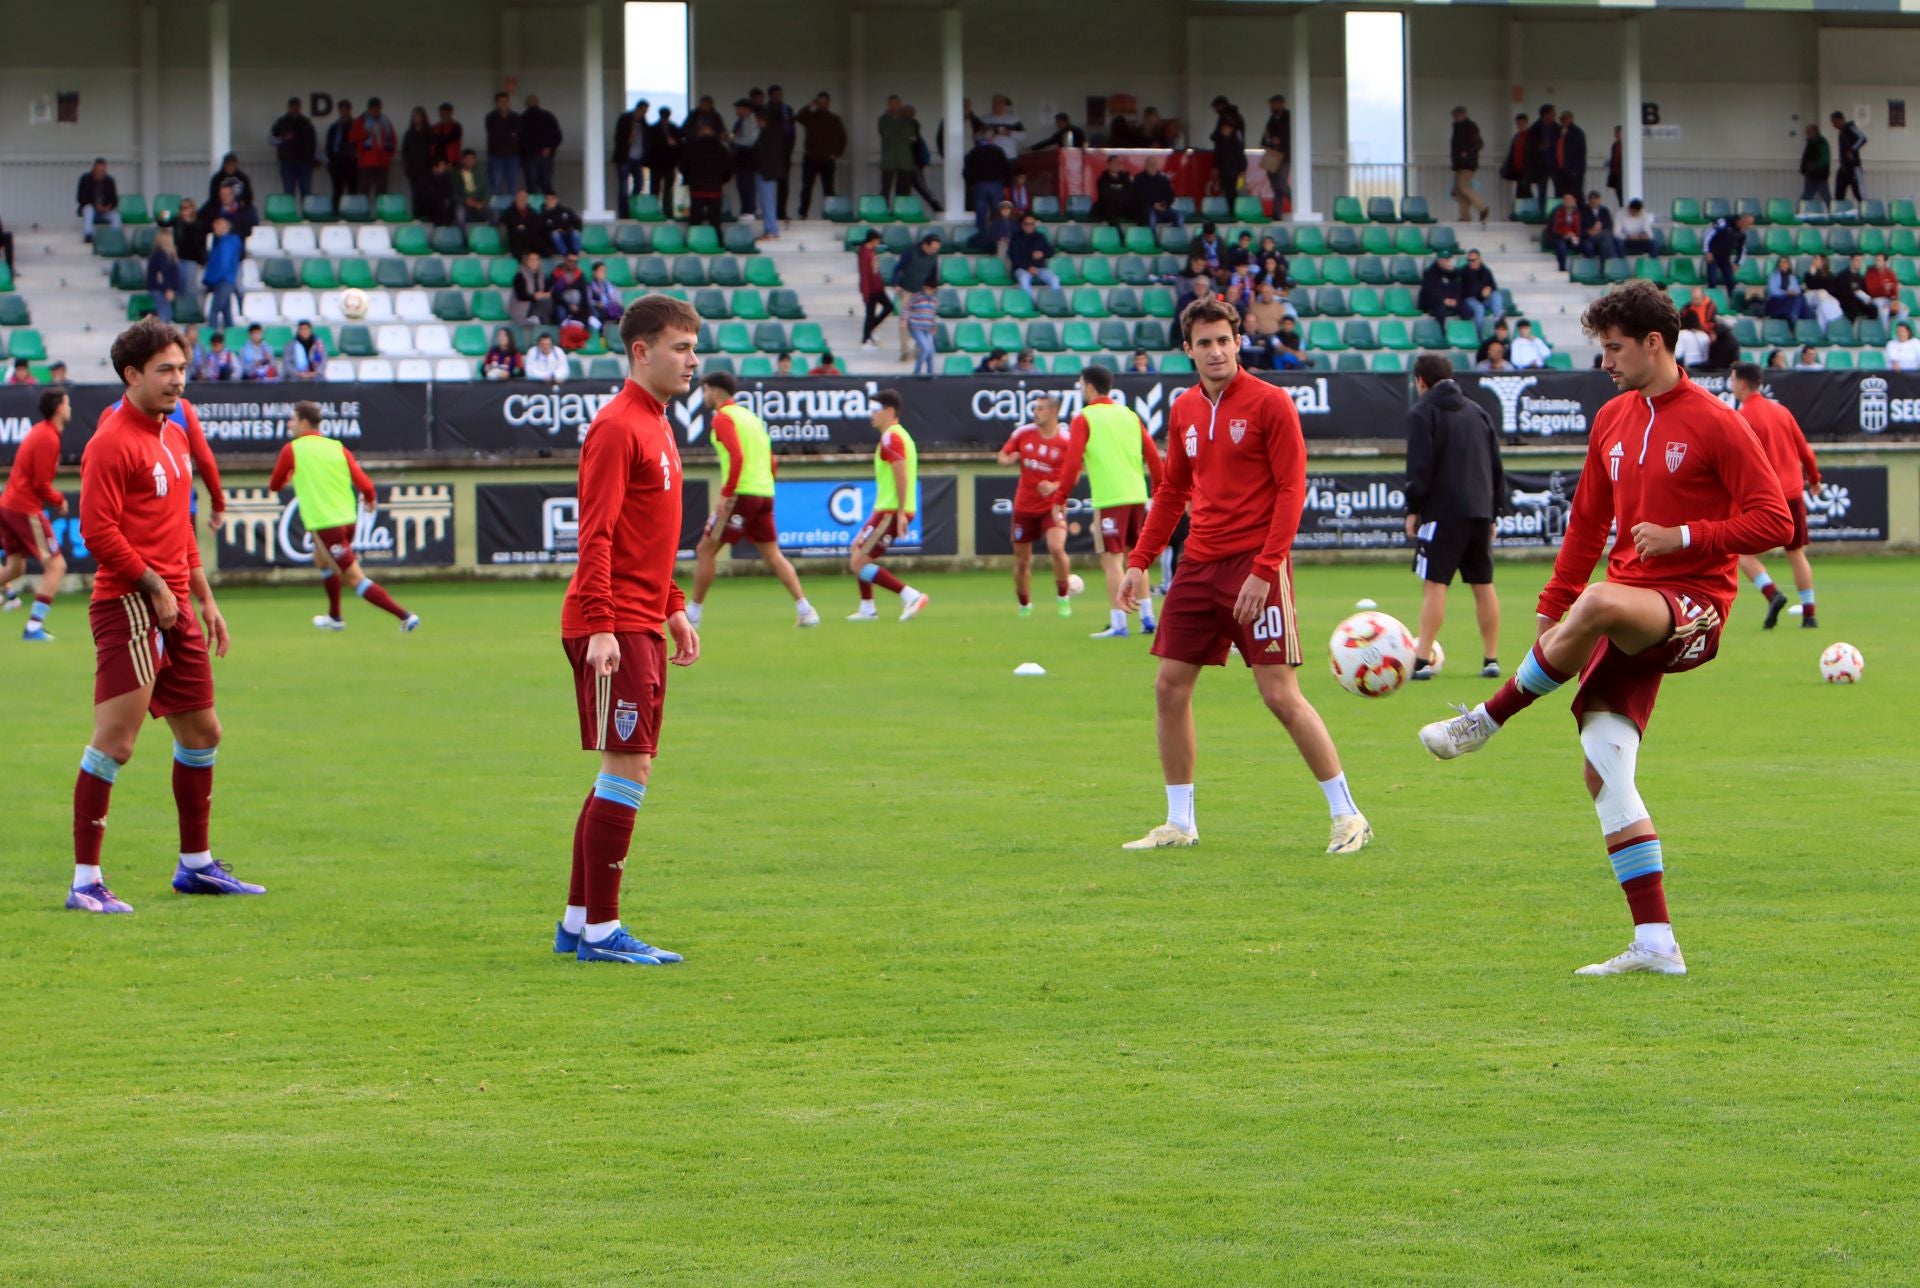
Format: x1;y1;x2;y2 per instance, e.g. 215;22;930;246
1056;365;1162;639
685;371;819;628
554;295;702;965
1119;299;1371;856
66;318;265;914
0;388;71;641
1728;362;1823;630
269;402;419;633
847;389;929;622
995;393;1074;617
1418;282;1792;976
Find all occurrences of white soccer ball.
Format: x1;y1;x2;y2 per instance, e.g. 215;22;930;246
1819;642;1864;684
1067;573;1085;596
1427;639;1446;674
340;287;370;321
1329;610;1418;698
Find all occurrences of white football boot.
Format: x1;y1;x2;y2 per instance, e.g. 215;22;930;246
1419;703;1497;760
1122;823;1199;850
1327;813;1373;854
1574;942;1688;976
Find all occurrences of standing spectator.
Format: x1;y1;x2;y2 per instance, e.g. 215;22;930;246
145;228;180;323
1459;248;1500;324
963;134;1012;233
548;254;586;325
1799;123;1832;204
1031;112;1086;150
1606;125;1623;206
1008;212;1059;296
974;199;1016;254
401;106;437;216
767;85;798;218
170;197;207;282
903;106;943;212
906;280;939;376
1765;257;1811;322
271;98;317;200
1547;192;1583;270
1831;111;1866;202
1419;251;1466;323
432;102;463;164
585;261;623;334
194;331;241;381
795;92;845;217
1209;96;1247;197
485;91;522;197
856;229;894;350
1674;315;1711;368
1703;211;1752;296
482;327;522;379
499;190;544;258
1262;94;1292;210
1525;104;1559;201
0;215;13;279
685;95;724;136
1132;154;1182;231
325;100;358;212
203;181;258;245
677;122;733;231
612;96;651;213
1094;154;1135;226
649;107;680;214
520;94;562;195
1885;321;1920;370
751;107;785;239
1501;112;1531;206
240;325;279;381
509;250;554;325
201;216;241;330
1680;286;1717;333
979;95;1025;158
1555;110;1586;199
1403;352;1505;680
542;191;582;255
1449;107;1488;224
1509;319;1552;369
524;332;569;382
894;232;942;362
730;98;760;218
1617;198;1659;255
75;158;120;242
877;96;917;201
1580;190;1620;262
352;98;397;198
207;152;253;207
454;149;491;228
283;320;327;380
425;152;458;225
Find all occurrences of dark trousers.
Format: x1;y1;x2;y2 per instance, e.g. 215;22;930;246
910;167;942;213
861;290;895;342
688;193;724;230
328;158;358;211
616;160;646;213
734;149;756;214
882;168;915;200
650;166;676;217
1836;164;1863;202
1555;169;1584;199
777;163;791;219
524;153;556;195
1802;176;1832;204
1705;255;1737;293
360;166;389;198
280;161;312;200
0;229;14;274
972;181;1004;231
799;158;836;217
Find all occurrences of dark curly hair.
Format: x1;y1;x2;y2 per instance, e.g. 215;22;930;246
1580;279;1679;355
109;316;186;384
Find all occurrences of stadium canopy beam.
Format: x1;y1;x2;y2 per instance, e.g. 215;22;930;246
1290;8;1315;220
139;3;161;199
582;2;611;220
209;0;232;169
1620;15;1644;206
941;5;966;219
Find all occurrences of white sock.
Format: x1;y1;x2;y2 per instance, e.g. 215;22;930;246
903;585;921;600
1636;922;1677;954
795;597;812;616
1110;608;1126;631
585;919;620;942
180;850;215;870
1165;783;1195;832
855;602;876;616
1140;596;1156;623
562;905;587;935
686;602;704;625
1318;773;1358;819
73;864;102;889
1475;701;1501;731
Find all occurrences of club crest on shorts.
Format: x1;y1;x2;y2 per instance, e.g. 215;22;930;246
1229;418;1248;444
1665;441;1688;473
1184;424;1199;456
613;699;639;741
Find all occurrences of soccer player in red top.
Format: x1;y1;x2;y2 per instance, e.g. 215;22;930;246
1729;362;1823;629
1418;283;1792;976
0;388;71;641
1118;298;1372;856
66;318;263;915
994;392;1075;617
554;295;702;966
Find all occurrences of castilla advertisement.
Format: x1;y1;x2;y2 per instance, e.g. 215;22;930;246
216;483;457;569
475;480;709;565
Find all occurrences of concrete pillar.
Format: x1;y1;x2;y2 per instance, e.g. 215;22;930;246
139;3;160;198
1620;16;1644;203
583;3;610;219
1184;14;1204;147
941;5;965;217
209;0;231;167
1290;9;1315;219
850;11;869;196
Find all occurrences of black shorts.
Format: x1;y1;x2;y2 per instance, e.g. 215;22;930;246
1413;518;1494;586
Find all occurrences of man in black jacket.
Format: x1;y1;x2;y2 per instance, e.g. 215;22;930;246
76;158;120;242
1093;155;1134;226
1262;94;1292;208
678;123;734;231
519;93;562;195
1525;104;1559;200
1555;110;1586;200
612;97;650;215
1830;111;1866;201
795;92;847;217
1449;107;1487;223
1031;112;1086;150
648;108;681;213
271;98;318;201
963;137;1013;233
484;92;521;199
1403;354;1505;680
1418;252;1466;324
1798;122;1832;204
1131;155;1182;231
498;189;545;259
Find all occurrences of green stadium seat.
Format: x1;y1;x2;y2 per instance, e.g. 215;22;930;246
1511;195;1544;225
1671;198;1704;226
300;259;339;289
1062;321;1099;353
129;226;156;257
1378;320;1413;351
1366;197;1399;225
462;225;502;257
789;322;827;354
723;225;759;255
1764;228;1795;258
432;290;470;321
1858;317;1888;347
1124;227;1158;255
391;225;429;255
1293;226;1328;256
1825;318;1856;346
338;194;372;223
1292;290;1321;318
1065;195;1094;221
1857;349;1889;369
470;290;509;322
1154;225;1188;254
1891;199;1920;228
1200;197;1230;220
1025;321;1062;353
582;224;617;256
767;289;804;320
1098;320;1133;351
336;324;375;357
91;226;129;257
961;287;998;319
1824;348;1854;370
746;258;782;288
1030;196;1063;223
1369;352;1406;372
941;354;974;375
1089;225;1123;257
1798;199;1830;226
1702;197;1732;224
333;258;373;290
1350;287;1384;318
1322;257;1357;287
263;193;297;224
939;257;976;287
1036;287;1072;318
1832;199;1862;226
737;355;774;377
651;225;688;255
1793;319;1825;347
1132;321;1169;349
815;196;853;226
1569;258;1603;286
982;321;1018;351
603;226;647;259
934;286;965;319
1333;196;1365;224
688;225;722;255
1893;231;1920;259
1290;256;1323;287
603;258;637;288
452;324;489;357
1233;196;1266;223
1327;226;1361;256
892;196;928;223
1108;287;1142;318
1355;255;1388;286
1335;352;1369;373
300;195;336;223
117;194;150;225
671;255;707;286
1860;227;1888;255
1343;320;1378;350
731;289;769;321
1830;227;1859;256
413;258;450;289
1402;196;1434;225
109;260;145;290
1861;199;1890;226
1411;317;1446;349
375;194;410;224
1079;256;1114;287
1665;227;1700;258
1141;287;1176;319
1072;288;1109;319
712;322;752;355
1392;227;1426;256
1383;286;1419;318
1316;288;1348;316
373;258;411;289
1160;353;1194;373
1444;318;1478;349
857;195;891;223
8;329;45;361
1545;352;1575;370
977;259;1012;287
1361;227;1394;256
1047;354;1082;375
1116;255;1151;287
1055;226;1092;256
1307;320;1344;350
694;288;730;319
1001;288;1038;320
1794;227;1825;255
629;194;665;222
1425;227;1461;258
1633;257;1668;286
953;321;989;354
1762;318;1795;348
1603;257;1631;284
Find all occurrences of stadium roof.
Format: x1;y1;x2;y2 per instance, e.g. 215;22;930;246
1219;0;1920;11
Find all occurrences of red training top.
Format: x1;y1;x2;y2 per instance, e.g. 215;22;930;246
1539;372;1793;622
178;398;226;515
1001;422;1073;512
1056;395;1164;501
1738;392;1820;501
1129;368;1305;583
267;436;378;506
80;396;203;603
561;381;686;639
1;420;64;514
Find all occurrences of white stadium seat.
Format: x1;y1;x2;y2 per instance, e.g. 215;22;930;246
246;226;279;257
317;290;346;322
318;226;356;256
374;324;416;355
279;226;318;257
278;290;318;324
239;260;264;292
394;358;434;382
433;357;473;381
322;358;356;381
356;226;395;257
356;358;395;382
393;290;434;323
242;293;279;324
360;291;395;323
413;324;454;357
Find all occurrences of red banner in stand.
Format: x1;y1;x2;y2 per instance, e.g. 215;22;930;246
1018;149;1278;213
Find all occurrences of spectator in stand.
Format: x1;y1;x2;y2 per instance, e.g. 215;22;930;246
612;96;651;214
240;325;279;381
1419;251;1466;324
145;228;180;324
548;253;586;325
774;352;796;376
1707;317;1739;369
454;149;491;228
1094;154;1135;226
1224;230;1257;276
402;106;437;216
542;191;582;255
1865;252;1904;323
795;92;846;218
585;261;622;334
1132;154;1182;231
1799;123;1832;204
1209;96;1247;197
203;181;258;245
1475;319;1511;365
1606;125;1623;206
485;91;522;197
325;100;358;212
1009;211;1058;296
976;348;1010;374
1674;314;1711;368
208;152;253;208
1175;272;1214;320
202;216;241;330
685;95;724;136
181;324;208;371
1244;280;1288;367
894;231;942;361
964;133;1013;233
520;93;562;196
1833;254;1876;322
1617;198;1659;255
1501;113;1531;206
271;98;317;200
1006;172;1033;215
525;332;569;382
1510;319;1552;369
0;215;13;279
1189;222;1228;284
483;327;523;379
1886;321;1920;370
1547;192;1583;270
751;106;786;240
1013;349;1040;374
1831;111;1866;202
352;98;397;198
499;189;543;258
283;320;327;380
730;97;761;218
1526;104;1559;201
194;331;241;381
811;351;842;377
678;122;733;231
1129;349;1155;374
649;107;681;214
973;198;1017;255
1766;347;1790;370
7;358;35;385
1681;286;1717;333
76;158;120;242
1580;190;1620;262
905;107;943;212
877;96;917;201
1449;106;1488;224
1796;345;1823;368
431;102;462;164
1475;341;1514;372
1262;94;1293;210
979;95;1025;158
856;229;893;350
1555;110;1586;200
764;86;798;219
1459;248;1500;324
510;250;554;325
1138;107;1171;148
1031;112;1086;150
906;280;939;376
1803;252;1845;326
1273;315;1309;369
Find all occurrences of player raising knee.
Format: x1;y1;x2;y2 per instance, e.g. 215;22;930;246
1056;364;1162;639
1729;362;1823;630
269;401;418;633
1418;282;1792;976
995;393;1074;617
1119;298;1371;856
685;371;818;628
846;389;929;621
0;388;71;642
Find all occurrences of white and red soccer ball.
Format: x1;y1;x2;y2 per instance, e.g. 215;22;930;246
1329;610;1418;698
1819;642;1864;684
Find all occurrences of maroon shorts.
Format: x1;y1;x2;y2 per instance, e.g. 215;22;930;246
853;509;909;558
1151;550;1303;668
1010;508;1063;546
1787;495;1810;550
314;523;358;572
563;631;667;754
1570;586;1725;735
706;493;778;546
1095;504;1144;555
90;591;216;716
0;507;59;561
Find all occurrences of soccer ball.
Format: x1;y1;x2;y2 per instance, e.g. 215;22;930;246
340;288;370;321
1329;610;1418;698
1819;642;1864;684
1067;573;1085;596
1427;639;1446;674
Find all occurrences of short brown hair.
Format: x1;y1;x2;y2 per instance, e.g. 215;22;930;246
38;388;68;421
292;400;324;426
1080;364;1114;395
873;389;904;416
1581;279;1679;354
110;317;186;384
1412;354;1453;386
618;294;702;353
702;370;738;395
1179;297;1242;343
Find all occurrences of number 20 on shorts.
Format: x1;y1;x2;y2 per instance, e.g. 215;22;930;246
1251;606;1286;641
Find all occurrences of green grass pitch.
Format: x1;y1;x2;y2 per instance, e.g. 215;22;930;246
2;557;1916;1284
